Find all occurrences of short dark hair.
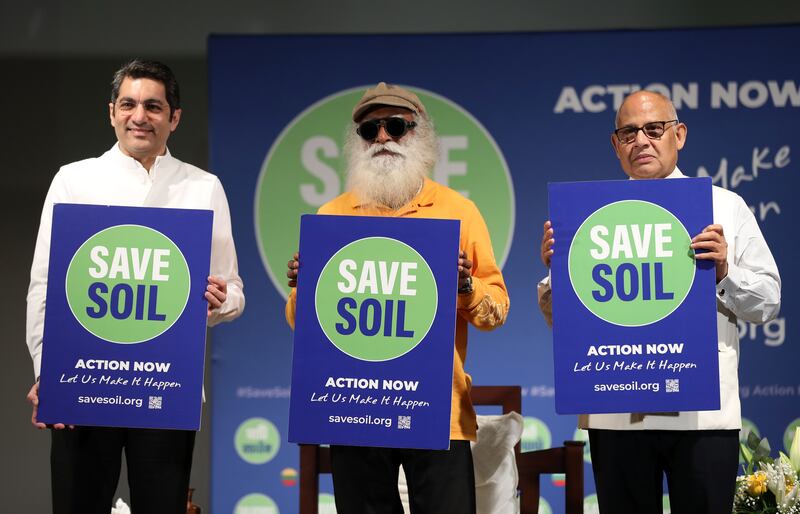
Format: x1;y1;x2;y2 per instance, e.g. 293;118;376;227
110;59;180;119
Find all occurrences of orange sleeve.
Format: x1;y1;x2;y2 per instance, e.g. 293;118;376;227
285;287;297;330
455;201;509;330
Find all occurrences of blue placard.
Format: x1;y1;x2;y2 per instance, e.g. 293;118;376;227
549;178;719;414
288;214;459;450
37;204;213;430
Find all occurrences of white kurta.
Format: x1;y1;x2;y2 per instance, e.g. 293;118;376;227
26;144;245;377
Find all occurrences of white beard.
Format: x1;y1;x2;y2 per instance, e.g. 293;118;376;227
344;116;439;210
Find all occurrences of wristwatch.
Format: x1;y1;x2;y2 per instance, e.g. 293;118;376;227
458;275;473;295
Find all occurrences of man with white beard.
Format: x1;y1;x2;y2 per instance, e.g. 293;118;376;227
285;82;510;514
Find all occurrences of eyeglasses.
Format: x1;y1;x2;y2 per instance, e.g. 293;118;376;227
614;120;679;144
357;117;417;141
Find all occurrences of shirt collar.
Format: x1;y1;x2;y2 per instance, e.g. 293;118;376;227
666;167;685;179
107;143;176;178
626;166;686;180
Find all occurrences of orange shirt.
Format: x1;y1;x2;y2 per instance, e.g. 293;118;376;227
286;178;509;441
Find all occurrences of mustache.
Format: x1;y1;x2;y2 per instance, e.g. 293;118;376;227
368;141;405;157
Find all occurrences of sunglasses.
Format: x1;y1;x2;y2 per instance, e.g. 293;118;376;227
357;117;417;141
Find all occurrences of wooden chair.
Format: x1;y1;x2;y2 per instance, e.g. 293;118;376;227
299;385;585;514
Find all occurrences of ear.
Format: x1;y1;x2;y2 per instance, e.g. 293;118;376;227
169;108;182;132
674;122;687;151
109;102;115;127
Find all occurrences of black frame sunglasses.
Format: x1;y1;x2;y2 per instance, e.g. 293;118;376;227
357;117;417;141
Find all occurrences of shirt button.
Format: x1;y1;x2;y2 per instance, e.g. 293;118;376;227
719;289;725;297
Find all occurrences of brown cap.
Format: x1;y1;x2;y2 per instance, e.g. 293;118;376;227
352;82;427;122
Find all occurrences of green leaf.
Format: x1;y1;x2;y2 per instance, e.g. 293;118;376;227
747;430;762;450
755;437;771;461
741;442;754;465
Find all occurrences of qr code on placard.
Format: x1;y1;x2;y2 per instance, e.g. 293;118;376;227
398;416;411;429
665;379;680;393
148;396;163;409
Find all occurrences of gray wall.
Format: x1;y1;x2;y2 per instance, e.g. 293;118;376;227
3;2;799;512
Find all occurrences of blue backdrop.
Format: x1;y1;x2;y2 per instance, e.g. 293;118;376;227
209;27;798;514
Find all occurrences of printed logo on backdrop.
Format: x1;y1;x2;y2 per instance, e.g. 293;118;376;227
572;428;592;463
66;225;190;343
316;237;437;361
280;468;298;487
235;418;281;464
663;494;672;514
254;86;514;298
568;200;695;327
233;493;279;514
584;494;600;514
784;418;800;453
318;493;337;514
538;497;553;514
521;417;552;452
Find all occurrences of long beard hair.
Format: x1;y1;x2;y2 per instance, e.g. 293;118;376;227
344;115;439;211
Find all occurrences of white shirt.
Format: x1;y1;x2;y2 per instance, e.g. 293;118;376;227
537;168;781;430
26;144;245;377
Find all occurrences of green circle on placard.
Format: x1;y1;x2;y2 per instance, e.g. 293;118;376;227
316;237;437;362
234;417;281;464
233;493;279;514
65;224;190;344
568;200;695;327
254;86;514;299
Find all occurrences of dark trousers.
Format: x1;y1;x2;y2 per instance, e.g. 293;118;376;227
330;440;476;514
588;429;739;514
51;426;196;514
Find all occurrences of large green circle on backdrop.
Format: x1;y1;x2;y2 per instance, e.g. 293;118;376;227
254;86;514;298
568;200;695;327
316;237;437;362
65;224;190;344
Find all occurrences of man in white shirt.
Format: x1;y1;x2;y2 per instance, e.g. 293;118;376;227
25;59;245;514
538;90;781;514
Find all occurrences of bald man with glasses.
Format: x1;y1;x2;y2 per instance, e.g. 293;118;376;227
538;90;781;514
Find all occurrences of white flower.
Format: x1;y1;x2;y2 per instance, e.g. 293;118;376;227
790;427;800;474
763;461;799;512
111;498;131;514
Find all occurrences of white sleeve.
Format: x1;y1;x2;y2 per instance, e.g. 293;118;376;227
26;170;70;378
715;197;781;324
207;177;245;326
